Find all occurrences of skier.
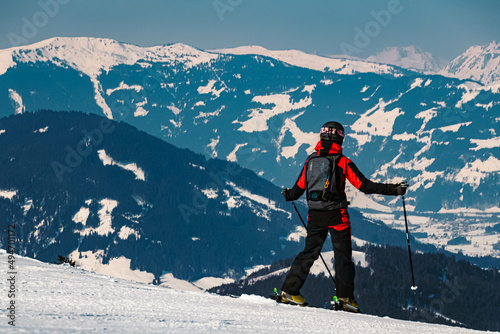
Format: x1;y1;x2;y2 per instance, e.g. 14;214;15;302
280;121;407;312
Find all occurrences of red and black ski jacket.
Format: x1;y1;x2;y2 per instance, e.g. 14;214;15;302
285;140;399;229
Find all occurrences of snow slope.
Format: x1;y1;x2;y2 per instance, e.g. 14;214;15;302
0;250;490;333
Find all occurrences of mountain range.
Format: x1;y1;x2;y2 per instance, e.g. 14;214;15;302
4;111;464;288
366;46;449;73
0;37;499;261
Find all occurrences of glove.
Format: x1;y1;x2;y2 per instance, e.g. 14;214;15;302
395;182;408;196
281;188;290;201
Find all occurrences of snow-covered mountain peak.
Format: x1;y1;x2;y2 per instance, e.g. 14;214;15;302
441;41;500;85
366;46;448;73
0;37;218;77
0;37;220;118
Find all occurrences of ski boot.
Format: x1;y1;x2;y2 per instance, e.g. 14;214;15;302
334;296;362;313
279;291;307;306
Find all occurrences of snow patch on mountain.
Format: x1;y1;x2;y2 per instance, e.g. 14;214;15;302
392;132;417;141
309;251;336;276
118;226;141;240
415;107;438;131
362;85;380;101
287;225;307;242
72;206;90;225
197;79;225;98
201;188;218;199
236;91;312;133
455;83;482;108
68;249;154;284
309;251;368;277
0;48;15;75
439;122;472;133
74;199;118;237
97;149;145;181
34;126;49;133
345;184;393;213
106;81;143;95
188;162;205;170
194;277;236;290
352;251;369;268
276;112;317;161
470;137;500;151
408;170;444;192
226;143;248;162
350;98;404;146
195;105;225;124
438;207;500;214
0;189;17;200
451;156;500;190
166;103;182;115
134;98;149;117
206;136;220;158
22;198;33;215
409;78;424;90
8;89;24;114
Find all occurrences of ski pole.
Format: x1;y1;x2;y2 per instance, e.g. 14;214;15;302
402;195;418;291
291;201;336;286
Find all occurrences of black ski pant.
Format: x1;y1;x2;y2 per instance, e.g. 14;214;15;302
281;224;355;299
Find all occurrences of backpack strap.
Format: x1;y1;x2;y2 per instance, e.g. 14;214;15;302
304;152;317;201
325;154;347;203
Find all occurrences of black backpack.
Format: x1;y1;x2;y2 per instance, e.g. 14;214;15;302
305;152;349;211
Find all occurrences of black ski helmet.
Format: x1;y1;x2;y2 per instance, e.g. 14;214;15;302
320;121;345;145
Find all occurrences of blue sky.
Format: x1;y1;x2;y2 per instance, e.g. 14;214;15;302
0;0;498;60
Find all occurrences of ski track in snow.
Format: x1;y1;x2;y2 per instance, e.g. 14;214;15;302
0;251;489;334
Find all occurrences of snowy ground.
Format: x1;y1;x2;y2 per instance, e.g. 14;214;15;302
0;250;492;333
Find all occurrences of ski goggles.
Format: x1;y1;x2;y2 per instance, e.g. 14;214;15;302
320;127;344;138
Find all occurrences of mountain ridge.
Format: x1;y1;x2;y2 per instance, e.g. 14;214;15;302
3;110;465;287
366;45;448;73
1;37;499;260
